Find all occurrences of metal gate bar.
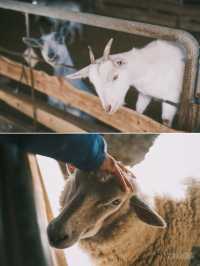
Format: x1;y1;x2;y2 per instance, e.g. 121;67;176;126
0;0;199;130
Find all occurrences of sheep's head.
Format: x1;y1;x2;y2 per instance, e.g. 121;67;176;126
66;39;131;114
47;170;166;249
23;29;70;67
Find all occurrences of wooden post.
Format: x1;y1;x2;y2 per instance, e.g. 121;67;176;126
28;154;68;266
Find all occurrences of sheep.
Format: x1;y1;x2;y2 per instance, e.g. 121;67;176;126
47;135;200;266
66;38;186;127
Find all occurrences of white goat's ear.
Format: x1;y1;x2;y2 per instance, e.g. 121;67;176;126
23;37;43;48
130;196;166;228
113;57;127;68
66;67;89;80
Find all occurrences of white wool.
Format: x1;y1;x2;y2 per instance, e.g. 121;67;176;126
132;134;200;202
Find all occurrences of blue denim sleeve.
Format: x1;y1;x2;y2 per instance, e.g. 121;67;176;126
0;134;107;171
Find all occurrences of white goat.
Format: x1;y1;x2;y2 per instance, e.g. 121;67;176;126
66;39;186;127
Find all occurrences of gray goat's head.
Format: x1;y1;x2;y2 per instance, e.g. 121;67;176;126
47;170;166;249
66;39;131;114
23;25;70;67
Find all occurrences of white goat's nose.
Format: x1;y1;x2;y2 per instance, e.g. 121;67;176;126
105;105;112;113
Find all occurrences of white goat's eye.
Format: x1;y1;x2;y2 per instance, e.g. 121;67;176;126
113;74;119;81
117;60;123;66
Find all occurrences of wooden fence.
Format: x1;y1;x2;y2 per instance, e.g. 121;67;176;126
0;56;175;132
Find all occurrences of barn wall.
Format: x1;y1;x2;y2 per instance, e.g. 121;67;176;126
95;0;200;35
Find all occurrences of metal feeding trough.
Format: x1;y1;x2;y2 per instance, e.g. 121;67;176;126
0;0;199;131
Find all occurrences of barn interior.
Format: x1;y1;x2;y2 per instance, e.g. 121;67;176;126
0;0;199;132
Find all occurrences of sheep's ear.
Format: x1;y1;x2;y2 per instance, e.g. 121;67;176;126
55;32;65;44
66;66;89;80
130;196;166;228
23;37;43;48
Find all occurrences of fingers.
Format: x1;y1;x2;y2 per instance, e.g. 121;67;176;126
113;161;135;192
66;163;76;177
117;162;136;179
124;175;135;192
116;162;136;192
114;162;129;192
100;153;136;193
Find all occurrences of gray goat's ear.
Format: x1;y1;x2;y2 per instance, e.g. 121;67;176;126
23;37;43;48
60;22;70;37
54;32;64;44
130;196;166;228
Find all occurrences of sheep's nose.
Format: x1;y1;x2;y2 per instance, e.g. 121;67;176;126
47;222;69;246
105;105;112;113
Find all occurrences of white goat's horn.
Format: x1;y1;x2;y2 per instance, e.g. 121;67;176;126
88;46;95;64
103;38;114;61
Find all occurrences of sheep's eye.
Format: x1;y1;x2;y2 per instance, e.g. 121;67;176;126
111;199;121;206
113;74;119;81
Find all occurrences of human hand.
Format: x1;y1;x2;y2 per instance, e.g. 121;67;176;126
100;153;136;192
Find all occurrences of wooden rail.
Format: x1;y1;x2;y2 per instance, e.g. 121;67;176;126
0;0;199;130
0;88;85;133
0;56;176;132
0;112;35;132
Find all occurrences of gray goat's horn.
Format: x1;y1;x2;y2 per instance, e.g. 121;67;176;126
103;38;114;61
88;46;95;64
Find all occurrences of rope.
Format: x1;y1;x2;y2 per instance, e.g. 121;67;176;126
24;12;38;130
